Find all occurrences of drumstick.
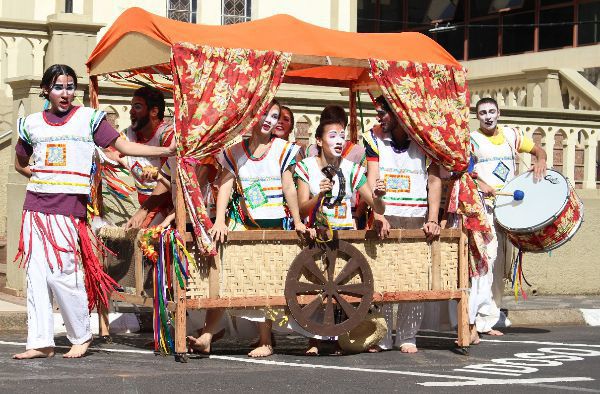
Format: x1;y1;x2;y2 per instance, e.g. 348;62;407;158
496;189;525;201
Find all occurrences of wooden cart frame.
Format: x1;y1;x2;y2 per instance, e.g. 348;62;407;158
89;8;472;361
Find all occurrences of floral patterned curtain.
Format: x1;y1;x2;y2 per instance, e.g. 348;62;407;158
369;60;491;276
171;43;291;254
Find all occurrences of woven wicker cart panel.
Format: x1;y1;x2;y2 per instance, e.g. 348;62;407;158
186;230;460;299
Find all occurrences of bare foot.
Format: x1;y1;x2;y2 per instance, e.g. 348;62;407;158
483;329;504;336
399;343;418;353
13;347;54;360
367;345;383;353
305;339;319;356
305;346;319;356
63;340;91;358
248;344;273;358
187;334;211;355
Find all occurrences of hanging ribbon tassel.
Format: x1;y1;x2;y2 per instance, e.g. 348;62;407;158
144;226;196;354
511;248;528;302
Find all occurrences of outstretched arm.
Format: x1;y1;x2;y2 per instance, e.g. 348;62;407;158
111;136;175;158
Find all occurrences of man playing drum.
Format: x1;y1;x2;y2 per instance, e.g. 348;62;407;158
469;97;547;344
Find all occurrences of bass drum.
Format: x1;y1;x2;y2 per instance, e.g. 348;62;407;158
494;169;583;252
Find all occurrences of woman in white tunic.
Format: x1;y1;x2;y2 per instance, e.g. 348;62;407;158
202;100;312;358
295;117;386;355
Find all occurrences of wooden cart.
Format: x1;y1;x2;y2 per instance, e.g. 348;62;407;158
88;8;473;361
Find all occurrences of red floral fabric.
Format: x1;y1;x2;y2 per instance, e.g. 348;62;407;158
369;60;491;276
171;44;291;254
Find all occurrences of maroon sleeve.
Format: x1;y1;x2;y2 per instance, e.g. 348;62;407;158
93;118;120;148
15;138;33;158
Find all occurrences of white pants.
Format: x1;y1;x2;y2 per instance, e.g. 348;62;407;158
469;209;512;332
23;211;91;349
376;216;425;349
377;302;424;349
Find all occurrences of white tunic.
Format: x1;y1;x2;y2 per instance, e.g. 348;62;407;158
363;129;428;218
123;121;173;197
470;126;520;192
18;107;105;195
295;157;366;230
218;137;299;220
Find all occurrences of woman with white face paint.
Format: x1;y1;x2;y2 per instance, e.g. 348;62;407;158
295;118;386;355
12;64;175;360
205;99;312;358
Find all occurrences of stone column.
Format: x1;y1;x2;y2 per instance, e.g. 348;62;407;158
563;129;577;183
582;130;598;189
4;77;44;295
523;68;563;109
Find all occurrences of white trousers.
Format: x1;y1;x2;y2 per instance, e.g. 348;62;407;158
377;302;424;349
469;209;512;332
376;216;425;349
23;211;91;349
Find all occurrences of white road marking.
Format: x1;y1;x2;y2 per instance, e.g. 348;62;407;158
417;334;600;348
581;309;600;326
418;377;594;387
2;340;597;388
208;355;484;381
525;383;600;393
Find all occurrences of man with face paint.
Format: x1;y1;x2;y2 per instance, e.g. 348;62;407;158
122;87;174;229
363;95;442;354
13;64;175;360
468;97;546;344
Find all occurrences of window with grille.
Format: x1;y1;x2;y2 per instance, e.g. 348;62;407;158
222;0;251;25
168;0;197;23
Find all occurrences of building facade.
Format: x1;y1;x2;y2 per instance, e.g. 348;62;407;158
1;0;599;294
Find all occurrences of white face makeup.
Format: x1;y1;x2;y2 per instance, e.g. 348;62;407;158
46;74;75;114
260;105;280;135
477;102;500;134
319;123;346;158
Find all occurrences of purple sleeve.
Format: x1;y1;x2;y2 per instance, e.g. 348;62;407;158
15;138;33;158
93;118;120;148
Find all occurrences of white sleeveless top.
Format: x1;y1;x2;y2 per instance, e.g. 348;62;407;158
470;126;520;192
363;129;428;218
18;106;105;195
218;137;299;220
295;157;366;230
124;121;173;197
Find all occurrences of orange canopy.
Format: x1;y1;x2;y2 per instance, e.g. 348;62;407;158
86;7;460;86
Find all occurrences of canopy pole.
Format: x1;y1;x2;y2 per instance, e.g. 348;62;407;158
89;75;99;109
174;164;188;356
349;87;358;143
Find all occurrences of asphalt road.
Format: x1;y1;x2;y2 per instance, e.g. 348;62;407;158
1;326;600;393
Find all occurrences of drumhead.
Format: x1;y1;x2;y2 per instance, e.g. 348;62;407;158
494;169;570;232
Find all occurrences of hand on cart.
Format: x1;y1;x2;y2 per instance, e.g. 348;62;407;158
208;220;228;243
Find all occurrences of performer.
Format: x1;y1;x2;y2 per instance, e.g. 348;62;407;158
272;105;294;141
193;100;311;358
305;105;366;166
364;95;442;353
118;87;174;228
12;64;175;359
295;115;386;355
468;97;547;344
306;105;367;228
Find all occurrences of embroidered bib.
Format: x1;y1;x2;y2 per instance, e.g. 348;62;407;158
18;107;105;195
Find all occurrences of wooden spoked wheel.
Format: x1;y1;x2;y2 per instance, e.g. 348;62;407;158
284;240;374;337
